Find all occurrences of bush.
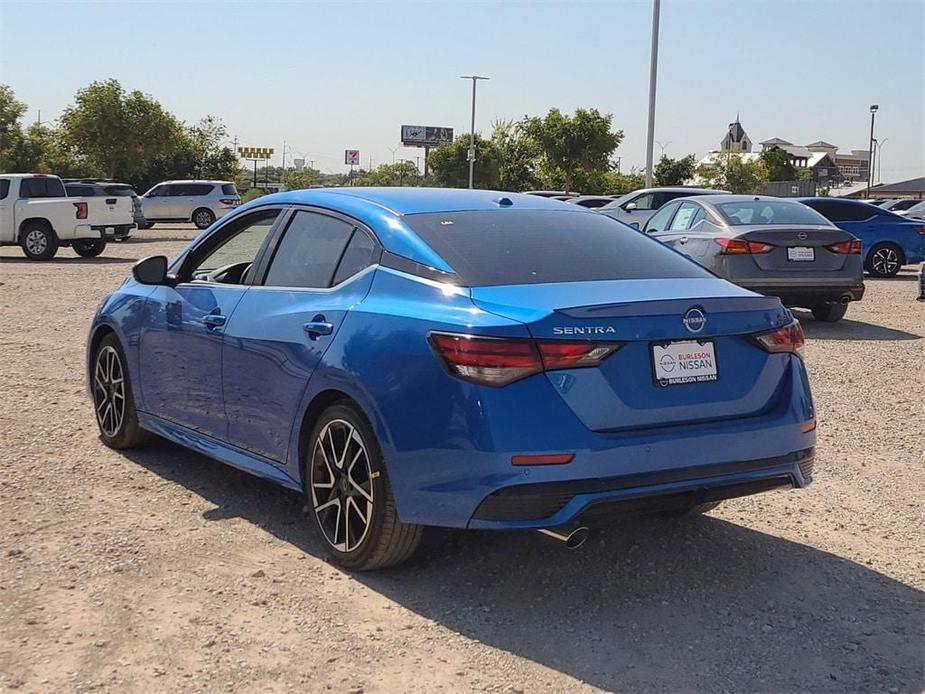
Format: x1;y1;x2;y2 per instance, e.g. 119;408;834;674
242;188;264;203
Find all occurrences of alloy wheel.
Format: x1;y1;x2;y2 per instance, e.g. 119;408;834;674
309;419;374;552
93;346;126;438
194;210;213;228
25;230;47;255
871;247;900;276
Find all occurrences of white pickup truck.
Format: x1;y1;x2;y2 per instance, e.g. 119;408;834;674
0;173;135;260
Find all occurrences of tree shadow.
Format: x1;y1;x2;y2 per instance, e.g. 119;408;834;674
122;439;925;693
795;312;922;341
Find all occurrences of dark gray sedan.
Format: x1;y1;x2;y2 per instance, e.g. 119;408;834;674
642;195;865;321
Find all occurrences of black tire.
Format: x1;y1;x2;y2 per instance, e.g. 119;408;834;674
303;401;423;570
73;239;106;258
20;222;58;260
811;302;848;322
865;242;904;277
91;333;151;450
192;208;215;230
138;222;154;230
661;500;723;517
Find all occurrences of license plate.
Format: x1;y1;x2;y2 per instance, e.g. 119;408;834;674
105;226;114;234
787;246;815;262
652;340;718;386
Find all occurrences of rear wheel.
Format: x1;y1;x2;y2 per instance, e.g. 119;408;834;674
20;223;58;260
304;401;423;570
192;208;215;230
811;302;848;322
73;239;106;258
865;242;904;277
92;334;151;449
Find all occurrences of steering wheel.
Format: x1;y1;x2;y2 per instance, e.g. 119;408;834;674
197;262;251;284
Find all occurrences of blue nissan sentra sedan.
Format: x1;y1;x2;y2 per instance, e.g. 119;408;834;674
87;188;816;570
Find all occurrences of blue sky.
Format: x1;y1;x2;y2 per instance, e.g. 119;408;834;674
1;0;923;180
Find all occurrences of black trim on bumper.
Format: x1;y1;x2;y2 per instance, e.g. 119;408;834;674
742;284;865;306
472;447;814;522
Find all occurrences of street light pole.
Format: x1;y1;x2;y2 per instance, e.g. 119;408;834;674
866;104;878;197
644;0;661;188
875;138;888;184
655;140;672;158
460;75;489;189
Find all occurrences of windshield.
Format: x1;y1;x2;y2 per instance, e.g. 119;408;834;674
716;200;830;226
906;201;925;213
403;210;712;287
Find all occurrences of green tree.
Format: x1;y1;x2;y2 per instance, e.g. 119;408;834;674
521;108;623;193
428;134;500;189
601;170;646;195
188;116;238;180
491;119;538;191
0;84;28;172
695;154;769;193
58;79;182;180
759;147;799;181
654;154;696;186
354;161;421;187
282;169;317;191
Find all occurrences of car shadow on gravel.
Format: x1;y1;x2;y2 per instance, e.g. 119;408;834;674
796;313;922;341
122;439;925;693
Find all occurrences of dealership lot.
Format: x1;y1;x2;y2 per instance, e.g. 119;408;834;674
0;226;923;692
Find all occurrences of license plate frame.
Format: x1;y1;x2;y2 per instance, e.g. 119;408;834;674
787;246;815;262
651;339;719;387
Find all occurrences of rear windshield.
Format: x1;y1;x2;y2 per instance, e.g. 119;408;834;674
221;183;238;196
717;200;829;226
20;177;67;199
403;210;712;287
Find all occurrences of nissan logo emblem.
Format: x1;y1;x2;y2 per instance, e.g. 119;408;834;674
683;307;706;333
797;231;808;240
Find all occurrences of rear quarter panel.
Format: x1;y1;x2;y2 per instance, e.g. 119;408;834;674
14;199;79;239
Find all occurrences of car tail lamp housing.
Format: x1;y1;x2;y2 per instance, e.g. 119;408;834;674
72;202;88;219
911;225;925;236
428;332;622;387
826;239;862;254
715;238;773;254
752;321;805;359
219;198;238;205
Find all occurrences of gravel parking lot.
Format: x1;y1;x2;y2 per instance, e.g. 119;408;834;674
1;224;923;693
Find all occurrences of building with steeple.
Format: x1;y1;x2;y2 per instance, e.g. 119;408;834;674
720;116;752;153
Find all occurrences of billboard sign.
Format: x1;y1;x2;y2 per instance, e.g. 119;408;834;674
238;146;274;159
345;149;360;166
401;125;454;147
293;158;305;172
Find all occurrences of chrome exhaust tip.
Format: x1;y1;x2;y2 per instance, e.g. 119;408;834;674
537;524;590;549
839;293;852;305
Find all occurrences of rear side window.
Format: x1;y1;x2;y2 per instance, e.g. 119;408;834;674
404;210;712;287
805;201;874;223
669;202;700;230
187;184;214;196
645;202;680;233
221;184;238;196
20;177;67;198
0;179;9;200
332;230;377;285
264;211;355;288
66;184;96;197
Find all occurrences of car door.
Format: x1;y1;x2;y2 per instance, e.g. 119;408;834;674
620;192;658;227
137;207;283;438
221;208;380;463
142;184;174;220
644;201;682;243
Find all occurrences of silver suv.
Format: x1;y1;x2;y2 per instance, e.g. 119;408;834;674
598;186;728;228
140;180;240;229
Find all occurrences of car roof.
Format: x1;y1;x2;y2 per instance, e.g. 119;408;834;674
673;194;805;205
256;187;585;216
159;179;233;185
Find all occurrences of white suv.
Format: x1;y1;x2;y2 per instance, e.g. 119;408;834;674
140;180;241;229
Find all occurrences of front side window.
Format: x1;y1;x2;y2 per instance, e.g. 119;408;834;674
644;202;680;233
263;211;356;288
186;209;280;282
0;179;9;200
628;193;655;210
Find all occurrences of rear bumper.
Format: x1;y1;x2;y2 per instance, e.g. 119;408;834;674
469;447;813;528
742;282;865;306
90;224;133;239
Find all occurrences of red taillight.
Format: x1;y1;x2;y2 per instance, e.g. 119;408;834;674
714;238;773;254
72;202;88;219
511;453;575;466
752;321;805;359
219;198;237;205
911;225;925;236
429;333;621;387
826;239;862;254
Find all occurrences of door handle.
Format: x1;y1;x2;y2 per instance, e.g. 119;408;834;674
303;316;334;340
202;313;226;329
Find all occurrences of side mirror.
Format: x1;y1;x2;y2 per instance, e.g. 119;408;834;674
630;222;641;229
624;202;638;212
133;255;169;285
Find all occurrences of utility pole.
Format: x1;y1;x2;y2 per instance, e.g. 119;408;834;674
866;104;878;197
875;138;888;184
655;140;672;158
388;146;399;163
460;75;489;188
644;0;661;188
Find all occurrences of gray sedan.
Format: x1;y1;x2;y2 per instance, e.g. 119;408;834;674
642;195;865;322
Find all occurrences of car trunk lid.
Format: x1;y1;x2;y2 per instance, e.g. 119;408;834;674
737;225;856;272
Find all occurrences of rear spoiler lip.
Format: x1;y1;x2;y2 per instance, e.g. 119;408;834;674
559;294;784;319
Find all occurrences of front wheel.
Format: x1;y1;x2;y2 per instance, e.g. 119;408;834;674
811;302;848;322
92;334;151;449
192;208;215;229
866;243;904;277
304;402;423;570
21;223;58;260
73;239;106;258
